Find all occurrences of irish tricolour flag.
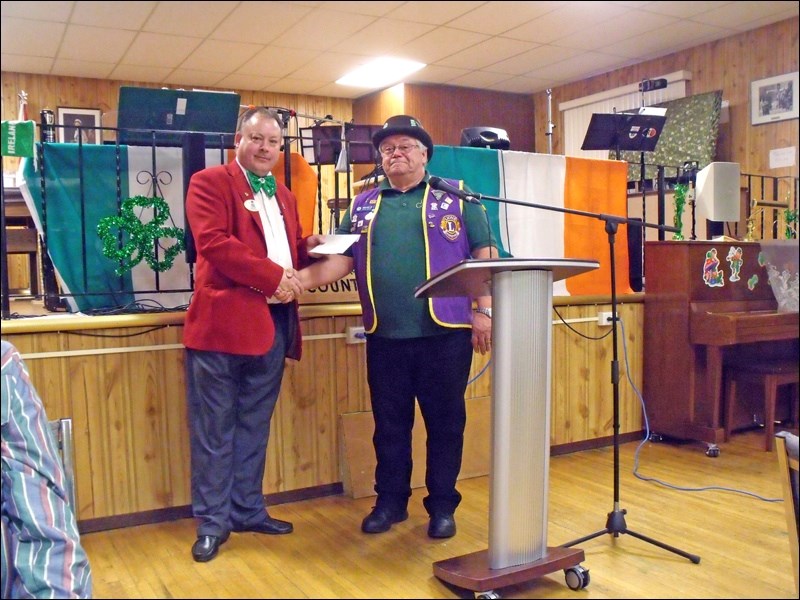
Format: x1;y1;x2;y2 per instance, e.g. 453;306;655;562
20;144;228;312
429;146;632;296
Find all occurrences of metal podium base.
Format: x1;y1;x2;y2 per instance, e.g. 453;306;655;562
433;546;586;595
416;259;599;598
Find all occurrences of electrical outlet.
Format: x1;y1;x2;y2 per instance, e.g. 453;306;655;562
346;326;366;344
597;311;615;326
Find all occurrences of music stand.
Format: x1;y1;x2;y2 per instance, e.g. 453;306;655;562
299;123;383;166
299;124;383;230
300;125;341;166
581;111;666;159
345;124;383;165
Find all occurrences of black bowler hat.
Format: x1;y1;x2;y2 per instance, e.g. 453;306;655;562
372;114;434;159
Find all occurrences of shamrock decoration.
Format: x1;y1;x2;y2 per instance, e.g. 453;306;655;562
97;196;185;276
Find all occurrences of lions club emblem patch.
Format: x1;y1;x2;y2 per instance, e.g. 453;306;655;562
439;214;461;241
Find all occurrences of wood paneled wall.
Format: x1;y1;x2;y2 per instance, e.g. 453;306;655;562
2;299;642;527
533;17;799;181
352;82;536;152
405;83;535;150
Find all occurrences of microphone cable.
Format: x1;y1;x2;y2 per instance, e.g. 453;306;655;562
617;316;782;502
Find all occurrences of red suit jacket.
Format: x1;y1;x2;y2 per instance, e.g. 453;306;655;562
183;161;312;358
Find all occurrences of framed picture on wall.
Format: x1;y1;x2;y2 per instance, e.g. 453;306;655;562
57;107;103;144
750;71;799;125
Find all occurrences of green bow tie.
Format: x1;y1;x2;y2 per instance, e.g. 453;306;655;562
247;171;277;197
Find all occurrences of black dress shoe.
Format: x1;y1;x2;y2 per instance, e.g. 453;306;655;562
192;535;224;562
233;516;293;535
361;507;409;534
428;514;456;538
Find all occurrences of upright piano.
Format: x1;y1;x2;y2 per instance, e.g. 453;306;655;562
643;240;799;446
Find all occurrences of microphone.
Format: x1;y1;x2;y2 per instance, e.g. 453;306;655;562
313;114;333;126
270;106;296;116
270;107;296;126
428;176;482;204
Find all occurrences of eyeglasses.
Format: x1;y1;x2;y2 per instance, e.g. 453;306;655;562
379;143;421;157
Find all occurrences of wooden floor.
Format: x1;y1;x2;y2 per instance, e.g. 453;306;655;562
80;428;796;599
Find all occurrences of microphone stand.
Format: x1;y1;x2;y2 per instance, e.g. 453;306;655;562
546;88;554;155
280;111;292;190
466;189;701;565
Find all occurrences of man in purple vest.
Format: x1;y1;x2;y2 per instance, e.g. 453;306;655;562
299;115;495;538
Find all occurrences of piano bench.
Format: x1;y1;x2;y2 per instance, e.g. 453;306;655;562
724;360;800;452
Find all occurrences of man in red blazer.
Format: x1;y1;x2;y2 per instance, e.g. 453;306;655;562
183;106;312;563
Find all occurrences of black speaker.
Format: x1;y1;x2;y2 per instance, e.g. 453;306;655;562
460;127;510;150
627;218;644;292
182;133;207;265
706;220;724;239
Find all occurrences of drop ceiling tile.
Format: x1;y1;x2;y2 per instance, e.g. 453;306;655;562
142;1;235;37
60;25;136;63
71;1;156;28
436;37;537;71
122;32;202;68
0;53;54;75
51;58;115;79
212;2;315;43
1;18;65;57
178;39;262;72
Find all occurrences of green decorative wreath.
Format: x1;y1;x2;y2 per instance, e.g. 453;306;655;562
97;196;185;276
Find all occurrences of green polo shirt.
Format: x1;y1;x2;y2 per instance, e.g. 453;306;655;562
337;174;493;338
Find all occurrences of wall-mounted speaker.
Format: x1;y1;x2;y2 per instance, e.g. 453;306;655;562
460;127;510;150
695;162;741;222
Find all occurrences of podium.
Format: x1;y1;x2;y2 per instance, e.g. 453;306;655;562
416;258;599;595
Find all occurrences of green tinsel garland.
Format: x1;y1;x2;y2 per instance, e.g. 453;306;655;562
784;208;798;239
97;196;185;276
672;183;687;240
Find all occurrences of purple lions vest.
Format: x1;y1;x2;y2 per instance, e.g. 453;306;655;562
348;179;473;333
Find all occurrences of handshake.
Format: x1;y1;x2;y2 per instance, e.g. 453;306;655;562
272;268;304;303
273;234;340;303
